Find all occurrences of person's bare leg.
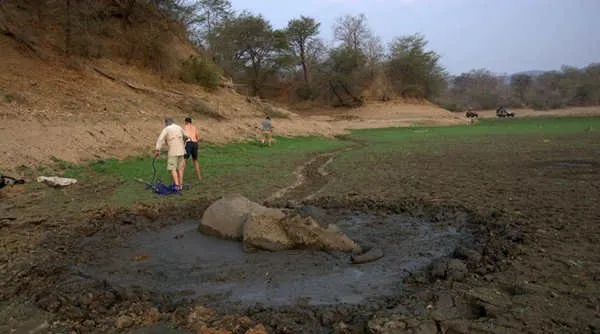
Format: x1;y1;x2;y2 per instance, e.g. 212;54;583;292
177;157;185;189
170;169;179;188
177;168;184;189
267;133;272;147
193;159;201;180
179;161;184;187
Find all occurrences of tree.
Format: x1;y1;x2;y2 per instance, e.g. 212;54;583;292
529;71;564;110
193;0;233;50
386;34;445;99
150;0;201;28
65;0;72;55
510;73;532;106
289;37;328;100
212;12;289;96
114;0;138;22
305;38;328;67
333;13;371;52
322;46;367;106
581;63;600;105
364;35;384;77
286;16;320;85
451;69;508;109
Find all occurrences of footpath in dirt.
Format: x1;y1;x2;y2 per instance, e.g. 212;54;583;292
264;137;366;205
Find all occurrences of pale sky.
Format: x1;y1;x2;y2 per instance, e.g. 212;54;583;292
228;0;600;75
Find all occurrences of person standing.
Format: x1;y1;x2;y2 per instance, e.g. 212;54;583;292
154;117;187;191
183;117;202;181
260;116;273;147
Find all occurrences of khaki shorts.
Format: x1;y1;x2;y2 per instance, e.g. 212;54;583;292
167;155;185;171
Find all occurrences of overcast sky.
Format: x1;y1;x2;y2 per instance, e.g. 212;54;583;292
228;0;600;75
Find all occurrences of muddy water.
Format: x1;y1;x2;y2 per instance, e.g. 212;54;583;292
81;209;471;309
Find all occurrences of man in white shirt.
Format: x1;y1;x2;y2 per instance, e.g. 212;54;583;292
154;117;187;191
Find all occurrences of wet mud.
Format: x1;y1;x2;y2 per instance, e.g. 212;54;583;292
79;208;473;310
0;138;532;333
0;195;518;333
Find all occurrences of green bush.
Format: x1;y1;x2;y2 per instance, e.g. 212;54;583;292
294;83;318;100
400;85;425;99
180;55;222;90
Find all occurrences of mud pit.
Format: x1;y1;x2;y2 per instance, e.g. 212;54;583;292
79;208;473;310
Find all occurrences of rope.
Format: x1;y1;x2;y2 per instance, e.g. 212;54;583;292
151;155;158;186
144;156;182;196
143;156;191;196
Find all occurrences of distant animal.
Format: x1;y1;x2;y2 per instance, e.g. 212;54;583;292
465;110;478;118
496;106;515;118
0;175;25;189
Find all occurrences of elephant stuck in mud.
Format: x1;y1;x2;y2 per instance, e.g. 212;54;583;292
198;194;384;263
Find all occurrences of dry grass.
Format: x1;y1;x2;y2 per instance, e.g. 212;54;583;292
176;97;227;121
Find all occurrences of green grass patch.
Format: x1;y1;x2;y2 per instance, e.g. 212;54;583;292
350;116;600;143
34;116;600;210
323;115;600;201
339;116;600;154
61;136;352;207
332;115;600;171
